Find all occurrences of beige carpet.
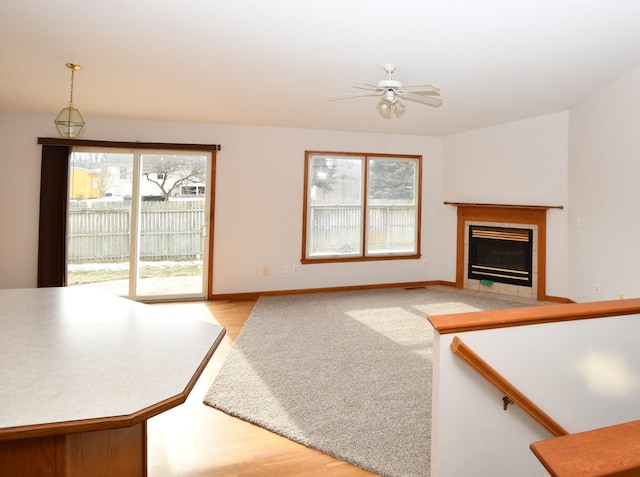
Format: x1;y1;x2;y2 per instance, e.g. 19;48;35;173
204;287;527;477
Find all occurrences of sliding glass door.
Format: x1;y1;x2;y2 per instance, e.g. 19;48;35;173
67;147;212;300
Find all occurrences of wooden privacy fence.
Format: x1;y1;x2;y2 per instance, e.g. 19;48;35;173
68;200;205;263
69;201;416;263
309;204;416;255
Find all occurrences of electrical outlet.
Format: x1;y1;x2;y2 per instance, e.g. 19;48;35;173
283;265;289;274
595;284;600;293
292;265;299;273
262;267;270;277
422;259;427;267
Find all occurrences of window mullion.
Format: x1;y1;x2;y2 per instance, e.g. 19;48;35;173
362;156;370;257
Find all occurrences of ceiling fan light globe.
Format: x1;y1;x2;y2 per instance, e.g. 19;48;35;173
393;101;405;112
377;100;390;112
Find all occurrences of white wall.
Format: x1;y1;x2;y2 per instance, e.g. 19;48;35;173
13;69;640;301
0;114;43;289
0;113;445;293
442;112;570;298
432;330;552;477
568;65;640;302
432;311;640;476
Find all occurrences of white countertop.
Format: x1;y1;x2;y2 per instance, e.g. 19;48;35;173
0;287;225;438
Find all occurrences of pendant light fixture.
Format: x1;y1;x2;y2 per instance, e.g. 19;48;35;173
54;63;85;138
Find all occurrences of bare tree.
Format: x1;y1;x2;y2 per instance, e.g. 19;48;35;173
98;168;117;197
72;152;110;164
143;155;205;200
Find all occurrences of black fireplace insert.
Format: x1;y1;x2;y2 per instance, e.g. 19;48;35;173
468;225;533;287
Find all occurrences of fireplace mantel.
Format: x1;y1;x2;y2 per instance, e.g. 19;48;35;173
445;202;562;301
444;201;563;210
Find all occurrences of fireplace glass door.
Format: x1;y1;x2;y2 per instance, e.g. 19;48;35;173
468;225;533;287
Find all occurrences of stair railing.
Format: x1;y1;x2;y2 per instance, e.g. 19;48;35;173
450;336;568;437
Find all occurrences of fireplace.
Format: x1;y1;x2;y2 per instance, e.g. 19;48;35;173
445;202;564;301
468;225;533;287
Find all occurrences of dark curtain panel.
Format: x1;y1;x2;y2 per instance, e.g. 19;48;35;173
37;145;70;287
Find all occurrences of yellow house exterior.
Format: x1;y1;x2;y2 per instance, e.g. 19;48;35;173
70;168;102;200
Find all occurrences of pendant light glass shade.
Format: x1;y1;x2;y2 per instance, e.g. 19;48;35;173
54;63;85;138
54;105;85;138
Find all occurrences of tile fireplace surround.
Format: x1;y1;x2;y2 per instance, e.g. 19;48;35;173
465;221;538;299
446;202;563;302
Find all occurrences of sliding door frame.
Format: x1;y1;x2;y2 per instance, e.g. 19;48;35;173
38;138;220;299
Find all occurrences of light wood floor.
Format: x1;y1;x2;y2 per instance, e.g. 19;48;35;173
147;299;378;477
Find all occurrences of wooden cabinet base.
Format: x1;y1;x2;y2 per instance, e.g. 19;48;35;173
0;422;146;477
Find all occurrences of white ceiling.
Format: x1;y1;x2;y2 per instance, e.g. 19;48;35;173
2;0;640;136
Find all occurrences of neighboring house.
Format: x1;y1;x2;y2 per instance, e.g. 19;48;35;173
69;166;101;200
71;155;205;200
310;172;359;203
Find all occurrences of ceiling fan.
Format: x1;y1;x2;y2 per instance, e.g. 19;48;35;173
329;64;442;117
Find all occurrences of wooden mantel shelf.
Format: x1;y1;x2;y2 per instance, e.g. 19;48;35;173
444;201;564;210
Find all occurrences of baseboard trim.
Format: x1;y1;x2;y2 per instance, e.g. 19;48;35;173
543;295;575;304
210;280;455;301
209;281;574;304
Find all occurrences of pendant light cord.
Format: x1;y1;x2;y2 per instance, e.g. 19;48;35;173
69;68;75;105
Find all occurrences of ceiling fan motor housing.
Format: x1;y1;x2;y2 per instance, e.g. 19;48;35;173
377;79;402;90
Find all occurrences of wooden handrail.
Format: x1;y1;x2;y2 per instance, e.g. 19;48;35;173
531;420;640;477
429;298;640;334
450;336;568;437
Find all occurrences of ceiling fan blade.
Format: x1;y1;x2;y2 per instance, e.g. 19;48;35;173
401;92;443;108
402;84;440;94
401;89;441;97
328;91;381;101
353;81;380;91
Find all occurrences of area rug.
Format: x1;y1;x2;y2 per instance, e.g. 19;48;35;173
203;287;527;476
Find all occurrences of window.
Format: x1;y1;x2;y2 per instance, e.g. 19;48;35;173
303;151;421;262
180;185;206;196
